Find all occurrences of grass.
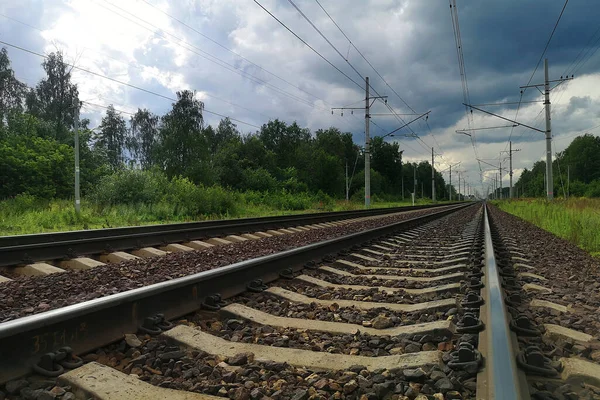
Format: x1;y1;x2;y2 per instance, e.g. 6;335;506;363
494;198;600;258
0;196;444;236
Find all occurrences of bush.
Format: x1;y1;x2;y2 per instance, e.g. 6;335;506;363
91;169;168;206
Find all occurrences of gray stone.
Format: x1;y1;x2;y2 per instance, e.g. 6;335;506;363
5;379;28;394
36;390;57;400
430;370;447;381
403;368;425;380
404;343;421;353
19;388;42;400
62;394;75;400
434;378;454;392
229;352;250;366
372;382;393;398
124;334;142;348
372;315;393;329
159;351;186;361
290;389;309;400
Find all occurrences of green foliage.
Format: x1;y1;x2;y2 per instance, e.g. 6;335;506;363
91;169;168;206
95;104;127;170
496;199;600;258
515;134;600;198
0;46;460;223
0;122;74;198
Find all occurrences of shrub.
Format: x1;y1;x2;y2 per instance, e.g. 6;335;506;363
91;169;168;206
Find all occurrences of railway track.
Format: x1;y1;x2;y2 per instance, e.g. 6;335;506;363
0;203;457;278
1;203;599;400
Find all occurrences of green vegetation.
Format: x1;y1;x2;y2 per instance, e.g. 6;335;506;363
495;198;600;257
507;134;600;199
0;47;455;235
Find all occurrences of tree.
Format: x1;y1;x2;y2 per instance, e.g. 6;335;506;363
25;51;80;142
0;48;26;126
156;90;207;181
95;105;127;170
128;108;159;169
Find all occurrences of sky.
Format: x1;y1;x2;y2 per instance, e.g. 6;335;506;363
1;0;600;196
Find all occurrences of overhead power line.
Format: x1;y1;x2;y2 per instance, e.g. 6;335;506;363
0;39;262;129
95;0;331;113
285;0;438;157
506;0;569;149
253;0;363;91
313;0;416;114
139;0;328;106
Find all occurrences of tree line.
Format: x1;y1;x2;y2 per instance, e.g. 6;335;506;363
0;47;453;205
509;134;600;198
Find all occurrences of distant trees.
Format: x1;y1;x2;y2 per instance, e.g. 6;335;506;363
0;48;26;126
515;134;600;198
25;52;80;142
95;105;127;170
0;46;456;203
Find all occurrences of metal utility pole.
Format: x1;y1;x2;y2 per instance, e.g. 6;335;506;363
74;99;81;214
364;77;371;207
543;59;553;199
431;147;435;202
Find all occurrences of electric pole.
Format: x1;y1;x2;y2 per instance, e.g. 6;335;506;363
331;77;393;208
464;59;571;201
498;155;503;200
401;175;404;200
505;141;521;198
345;161;349;201
74;99;81;214
431;147;435;202
543;59;553;199
365;77;371;207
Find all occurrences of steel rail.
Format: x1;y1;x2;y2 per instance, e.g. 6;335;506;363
0;203;461;267
477;204;530;399
0;203;472;383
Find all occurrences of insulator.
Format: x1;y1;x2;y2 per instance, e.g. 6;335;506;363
331;110;333;115
351;110;353;115
341;112;343;116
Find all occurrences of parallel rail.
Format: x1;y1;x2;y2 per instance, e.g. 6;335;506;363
478;204;530;399
0;203;471;383
0;203;460;267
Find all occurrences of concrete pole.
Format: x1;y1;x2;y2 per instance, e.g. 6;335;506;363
401;175;404;200
498;155;503;200
544;59;554;200
509;141;514;199
431;147;435;202
74;100;81;214
413;164;417;196
449;165;452;201
364;77;371;207
345;161;349;201
568;166;571;198
458;172;461;201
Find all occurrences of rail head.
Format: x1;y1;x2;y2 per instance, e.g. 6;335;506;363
478;205;530;399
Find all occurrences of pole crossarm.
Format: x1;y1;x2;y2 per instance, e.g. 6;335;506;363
457;125;517;132
476;158;499;169
464;104;546;133
382;111;431;138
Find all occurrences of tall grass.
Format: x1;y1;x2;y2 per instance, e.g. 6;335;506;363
0;170;446;235
495;198;600;257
